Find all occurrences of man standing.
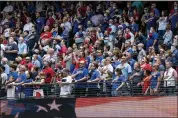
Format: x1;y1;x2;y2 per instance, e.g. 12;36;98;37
18;37;27;55
60;69;73;97
87;62;101;96
23;17;34;35
72;60;88;97
146;27;159;51
163;61;178;95
4;37;18;61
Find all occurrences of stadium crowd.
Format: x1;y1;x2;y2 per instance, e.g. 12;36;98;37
0;1;177;98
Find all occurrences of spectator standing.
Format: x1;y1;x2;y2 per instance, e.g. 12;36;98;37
18;37;27;55
150;64;161;95
4;37;18;61
23;17;34;35
137;70;152;95
146;27;159;51
163;24;172;47
36;12;45;34
157;10;168;39
169;2;178;35
163;61;177;95
1;57;10;75
112;68;126;96
87;62;101;96
72;60;89;97
129;62;143;96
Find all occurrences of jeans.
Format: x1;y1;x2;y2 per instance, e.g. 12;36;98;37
158;30;165;39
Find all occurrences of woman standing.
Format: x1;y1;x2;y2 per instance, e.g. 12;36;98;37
150;64;161;95
163;25;172;48
157;10;168;39
137;70;152;95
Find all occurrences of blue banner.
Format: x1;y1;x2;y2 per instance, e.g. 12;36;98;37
0;98;76;118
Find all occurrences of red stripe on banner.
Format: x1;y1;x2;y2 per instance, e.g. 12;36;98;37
76;96;161;107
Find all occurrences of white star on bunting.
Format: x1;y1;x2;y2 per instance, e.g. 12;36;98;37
47;100;62;111
36;105;48;112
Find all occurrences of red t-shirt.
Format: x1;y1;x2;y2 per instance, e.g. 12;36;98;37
142;76;151;93
78;6;87;17
59;45;67;55
46;17;55;30
27;63;34;71
43;67;55;83
40;32;52;40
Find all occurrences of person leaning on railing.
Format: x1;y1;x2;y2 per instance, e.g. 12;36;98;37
112;68;126;97
58;69;73;97
87;62;101;97
5;64;18;99
22;71;33;98
72;60;89;97
22;71;46;98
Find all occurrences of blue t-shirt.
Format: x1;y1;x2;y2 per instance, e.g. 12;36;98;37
130;23;139;34
73;68;89;88
171;49;178;66
171;11;178;29
112;61;121;69
85;56;91;69
23;78;33;97
8;71;18;81
150;72;161;89
112;75;126;90
146;32;159;50
88;70;101;88
16;73;27;92
96;56;104;64
154;8;160;17
146;16;157;29
129;58;136;70
36;17;45;34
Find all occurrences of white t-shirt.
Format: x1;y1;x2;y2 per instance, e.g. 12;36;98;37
3;5;13;13
1;44;6;57
1;73;7;85
23;22;34;34
4;28;11;38
60;76;73;97
158;17;168;31
101;64;114;80
64;22;72;32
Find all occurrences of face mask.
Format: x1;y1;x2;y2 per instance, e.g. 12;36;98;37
109;23;112;26
115;72;117;75
174;7;177;10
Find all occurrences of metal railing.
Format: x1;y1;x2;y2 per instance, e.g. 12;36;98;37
0;80;178;99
